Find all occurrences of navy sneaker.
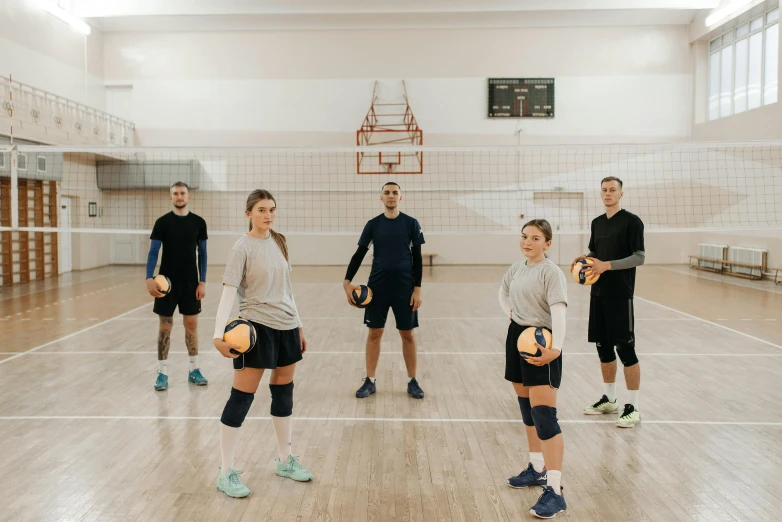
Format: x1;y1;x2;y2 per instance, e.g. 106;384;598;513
356;377;376;398
529;486;566;519
407;378;424;399
508;463;547;489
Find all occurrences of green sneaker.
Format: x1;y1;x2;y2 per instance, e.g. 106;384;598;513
216;467;250;498
616;404;641;428
275;455;313;482
584;394;618;415
154;372;168;391
188;368;208;386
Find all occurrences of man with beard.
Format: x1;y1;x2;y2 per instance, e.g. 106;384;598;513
343;182;426;399
146;181;209;391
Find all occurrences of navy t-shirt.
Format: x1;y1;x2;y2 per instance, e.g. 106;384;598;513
359;212;425;287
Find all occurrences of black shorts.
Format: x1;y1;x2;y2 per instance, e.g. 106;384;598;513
153;279;201;316
234;320;302;371
588;296;635;346
363;283;418;330
504;321;562;388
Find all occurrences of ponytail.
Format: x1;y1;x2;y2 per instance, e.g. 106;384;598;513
270;229;289;262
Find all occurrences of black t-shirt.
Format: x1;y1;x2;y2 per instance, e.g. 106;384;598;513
588;209;644;298
359;212;425;287
150;211;208;283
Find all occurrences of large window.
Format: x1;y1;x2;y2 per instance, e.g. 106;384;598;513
708;7;779;120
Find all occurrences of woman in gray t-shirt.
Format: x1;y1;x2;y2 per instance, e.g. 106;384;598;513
498;219;568;518
211;190;312;499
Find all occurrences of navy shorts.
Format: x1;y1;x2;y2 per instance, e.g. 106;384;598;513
153;278;201;316
363;282;418;330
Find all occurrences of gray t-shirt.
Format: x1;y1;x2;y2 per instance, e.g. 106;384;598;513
222;234;302;331
501;258;568;330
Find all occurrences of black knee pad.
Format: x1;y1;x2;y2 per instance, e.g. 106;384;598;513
270;382;294;417
596;342;617;363
220;387;255;428
616;341;639;367
531;405;562;441
517;397;534;427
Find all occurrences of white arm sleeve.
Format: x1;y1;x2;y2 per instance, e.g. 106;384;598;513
551;302;566;353
498;286;512;318
213;285;238;341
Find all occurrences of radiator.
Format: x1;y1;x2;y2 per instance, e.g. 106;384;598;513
698;243;727;270
727;246;767;278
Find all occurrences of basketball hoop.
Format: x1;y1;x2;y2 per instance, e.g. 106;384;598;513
356;80;424;175
381;163;397;174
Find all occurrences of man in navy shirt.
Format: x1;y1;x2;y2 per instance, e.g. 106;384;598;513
343;182;426;399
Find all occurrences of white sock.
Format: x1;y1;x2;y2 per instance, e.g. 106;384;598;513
547;470;562;495
627;390;640;410
220;424;241;475
158;361;167;375
272;415;292;462
530;452;545;473
368;377;376;383
189;356;198;372
605;382;617;402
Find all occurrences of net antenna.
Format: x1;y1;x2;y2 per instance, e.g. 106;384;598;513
356;80;423;174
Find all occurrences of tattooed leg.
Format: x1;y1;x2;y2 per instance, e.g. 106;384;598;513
183;315;199;356
158;316;173;360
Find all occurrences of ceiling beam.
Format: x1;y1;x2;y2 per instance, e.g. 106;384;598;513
90;10;703;32
70;0;719;19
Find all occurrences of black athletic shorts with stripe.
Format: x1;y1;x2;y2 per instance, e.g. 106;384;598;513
587;296;635;346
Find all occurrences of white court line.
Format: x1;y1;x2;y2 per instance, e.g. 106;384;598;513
656;265;782;295
113;316;698;322
4;351;781;357
0;303;150;366
0;415;780;427
635;297;782;351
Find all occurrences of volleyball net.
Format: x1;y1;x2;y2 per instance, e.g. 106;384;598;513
2;143;780;238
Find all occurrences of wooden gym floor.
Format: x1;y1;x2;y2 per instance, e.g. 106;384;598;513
0;265;781;521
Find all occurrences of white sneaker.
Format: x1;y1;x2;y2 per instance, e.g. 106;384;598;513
584;395;619;415
616;404;641;428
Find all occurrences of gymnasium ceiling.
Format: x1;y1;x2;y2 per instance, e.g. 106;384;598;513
67;0;723;32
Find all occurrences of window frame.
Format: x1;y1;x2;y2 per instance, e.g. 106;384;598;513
708;6;779;120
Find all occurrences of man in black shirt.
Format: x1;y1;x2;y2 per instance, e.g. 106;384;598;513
572;176;645;428
145;182;209;391
343;182;426;400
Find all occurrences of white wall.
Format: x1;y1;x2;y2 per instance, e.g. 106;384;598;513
58;154;111;271
0;0;105;110
71;232;110;271
103;26;693;146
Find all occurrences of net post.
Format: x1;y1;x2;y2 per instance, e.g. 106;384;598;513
10;146;18;230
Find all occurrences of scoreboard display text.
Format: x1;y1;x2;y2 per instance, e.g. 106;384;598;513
488;78;555;118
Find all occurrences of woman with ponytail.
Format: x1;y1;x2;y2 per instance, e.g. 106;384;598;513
499;219;568;519
212;190;312;498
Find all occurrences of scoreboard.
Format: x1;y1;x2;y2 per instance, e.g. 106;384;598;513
488;78;555;118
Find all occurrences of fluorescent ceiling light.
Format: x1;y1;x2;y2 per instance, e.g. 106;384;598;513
29;0;92;35
705;0;753;27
